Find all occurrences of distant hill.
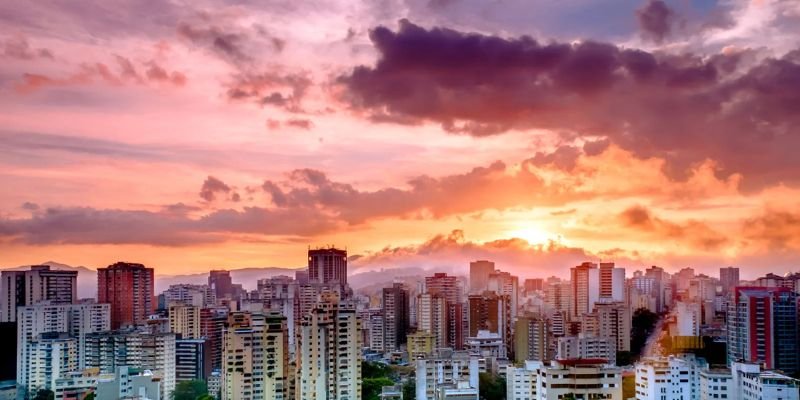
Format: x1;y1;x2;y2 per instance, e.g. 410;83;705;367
2;262;432;298
4;261;97;299
154;267;303;292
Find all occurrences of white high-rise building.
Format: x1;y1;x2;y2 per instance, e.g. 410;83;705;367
24;334;78;398
675;301;701;337
417;293;448;349
556;335;616;365
17;302;110;391
221;312;290;400
488;270;519;319
296;293;361;400
507;359;622;400
635;355;706;400
162;284;215;308
1;265;78;322
84;331;176;400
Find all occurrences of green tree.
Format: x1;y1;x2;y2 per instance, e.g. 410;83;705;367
479;373;506;400
402;379;416;400
33;389;54;400
631;308;659;358
362;361;392;379
616;350;633;366
171;380;208;400
82;393;96;400
363;377;395;400
196;395;215;400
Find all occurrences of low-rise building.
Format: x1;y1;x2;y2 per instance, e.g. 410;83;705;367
507;359;622;400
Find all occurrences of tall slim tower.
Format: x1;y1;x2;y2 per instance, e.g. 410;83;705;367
296;294;361;400
469;260;495;294
382;283;409;351
208;270;233;299
570;262;597;320
727;287;799;373
1;265;77;322
97;262;154;330
719;267;740;295
425;273;464;350
308;247;348;285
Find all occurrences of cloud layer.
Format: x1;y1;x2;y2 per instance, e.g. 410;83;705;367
340;20;800;187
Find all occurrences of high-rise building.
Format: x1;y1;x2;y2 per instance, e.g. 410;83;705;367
200;307;227;370
221;312;290;400
523;278;544;292
469;260;495;294
598;262;625;303
488;270;519;319
719;267;740;295
417;293;448;349
16;302;110;392
23;333;78;398
595;301;630;353
468;291;512;357
176;338;212;383
727;287;799;373
163;284;215;308
425;273;465;350
425;273;461;304
308;247;348;285
169;304;201;339
97;262;154;329
84;331;176;399
570;262;596;320
645;266;669;313
514;314;550;363
382;283;409;352
557;335;616;365
1;265;77;322
208;270;233;300
296;294;361;400
545;280;571;315
675;301;702;337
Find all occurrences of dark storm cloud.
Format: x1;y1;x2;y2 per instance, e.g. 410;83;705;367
339;20;800;187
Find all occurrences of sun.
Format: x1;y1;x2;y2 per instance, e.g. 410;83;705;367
506;225;553;245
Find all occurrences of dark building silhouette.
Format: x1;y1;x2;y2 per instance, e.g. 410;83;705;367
208;270;233;299
382;283;409;351
308;247;347;285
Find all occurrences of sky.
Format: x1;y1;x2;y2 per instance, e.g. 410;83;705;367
1;0;799;279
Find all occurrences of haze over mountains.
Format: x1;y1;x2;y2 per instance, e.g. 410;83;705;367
2;261;430;299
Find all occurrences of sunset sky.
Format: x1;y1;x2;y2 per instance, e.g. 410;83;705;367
1;0;799;279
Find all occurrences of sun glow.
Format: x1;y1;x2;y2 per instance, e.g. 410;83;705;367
507;225;553;245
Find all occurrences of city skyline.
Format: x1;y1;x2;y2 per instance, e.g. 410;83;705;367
1;1;800;277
